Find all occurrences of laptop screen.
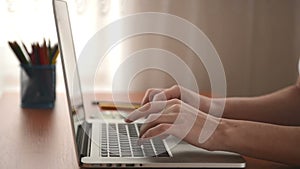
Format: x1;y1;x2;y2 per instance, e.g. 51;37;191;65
53;0;86;155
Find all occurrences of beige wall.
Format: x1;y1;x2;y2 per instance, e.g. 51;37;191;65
106;0;299;97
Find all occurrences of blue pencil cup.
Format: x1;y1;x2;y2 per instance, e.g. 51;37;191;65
20;64;56;109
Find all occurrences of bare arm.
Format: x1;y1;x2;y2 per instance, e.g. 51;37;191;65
212;118;300;166
208;85;300;125
143;83;300;125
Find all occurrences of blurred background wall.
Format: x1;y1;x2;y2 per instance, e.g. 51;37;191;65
93;0;300;96
0;0;299;98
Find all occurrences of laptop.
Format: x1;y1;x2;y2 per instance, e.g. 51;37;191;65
53;0;246;168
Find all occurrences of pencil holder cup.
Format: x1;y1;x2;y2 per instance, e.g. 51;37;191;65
20;64;56;109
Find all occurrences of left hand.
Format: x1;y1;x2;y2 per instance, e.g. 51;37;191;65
140;85;207;110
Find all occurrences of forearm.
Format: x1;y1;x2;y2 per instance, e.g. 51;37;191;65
210;118;300;166
201;85;300;125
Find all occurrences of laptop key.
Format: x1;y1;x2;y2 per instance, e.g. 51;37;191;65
101;149;108;157
152;138;168;156
133;151;144;157
121;154;132;157
128;124;138;137
109;154;120;157
143;147;156;157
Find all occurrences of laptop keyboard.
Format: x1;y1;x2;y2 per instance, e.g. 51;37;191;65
100;123;170;158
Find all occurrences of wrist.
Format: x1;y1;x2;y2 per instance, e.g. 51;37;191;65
199;95;211;112
203;117;232;152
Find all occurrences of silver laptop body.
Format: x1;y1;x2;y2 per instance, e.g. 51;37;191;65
53;0;245;168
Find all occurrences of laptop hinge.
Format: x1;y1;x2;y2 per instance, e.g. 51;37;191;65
76;122;92;159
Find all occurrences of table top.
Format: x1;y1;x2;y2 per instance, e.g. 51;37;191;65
0;92;296;169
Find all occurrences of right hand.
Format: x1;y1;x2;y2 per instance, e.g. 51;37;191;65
126;98;220;151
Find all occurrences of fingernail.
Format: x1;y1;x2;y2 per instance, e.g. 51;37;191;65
139;133;145;138
124;119;132;123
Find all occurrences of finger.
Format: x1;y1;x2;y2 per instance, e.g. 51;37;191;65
139;113;178;137
141;88;162;105
140;123;174;139
125;99;182;123
137;133;170;146
152;85;181;102
125;101;166;123
139;103;188;137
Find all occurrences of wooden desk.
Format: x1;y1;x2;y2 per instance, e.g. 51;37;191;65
0;92;296;169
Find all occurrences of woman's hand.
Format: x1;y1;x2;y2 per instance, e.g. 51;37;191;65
125;99;221;151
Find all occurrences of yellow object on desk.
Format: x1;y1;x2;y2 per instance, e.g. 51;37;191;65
93;101;141;110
